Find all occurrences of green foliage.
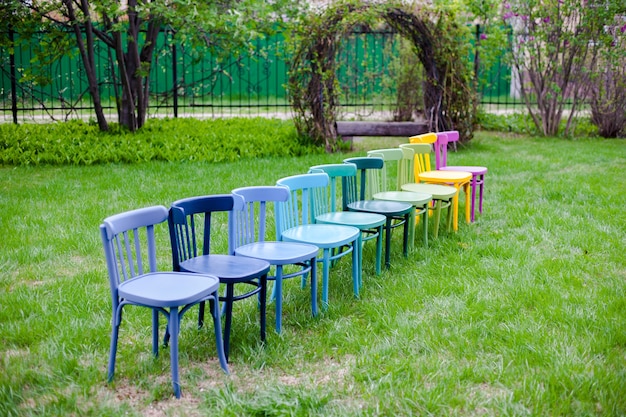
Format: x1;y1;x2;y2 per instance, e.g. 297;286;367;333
288;0;477;151
4;0;306;132
0;118;319;166
384;37;424;122
477;111;599;137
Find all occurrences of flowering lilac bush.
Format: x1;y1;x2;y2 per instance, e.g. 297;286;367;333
470;0;625;137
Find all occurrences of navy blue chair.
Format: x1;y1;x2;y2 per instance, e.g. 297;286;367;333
168;194;271;361
100;205;228;398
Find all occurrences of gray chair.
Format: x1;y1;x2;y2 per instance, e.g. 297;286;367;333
100;205;228;398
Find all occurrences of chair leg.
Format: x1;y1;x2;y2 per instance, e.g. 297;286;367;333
321;248;331;309
107;316;120;383
351;239;359;297
209;296;229;373
223;284;235;362
274;266;284;333
402;213;410;258
197;301;205;329
432;200;442;239
260;274;267;344
470;176;478;222
407;207;416;253
374;225;383;275
353;235;362;298
385;218;393;268
478;176;485;214
464;182;471;224
310;257;318;317
152;309;160;355
168;307;181;398
421;205;428;248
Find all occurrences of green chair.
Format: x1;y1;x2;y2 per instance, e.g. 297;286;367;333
308;163;386;278
364;149;432;249
343;157;415;269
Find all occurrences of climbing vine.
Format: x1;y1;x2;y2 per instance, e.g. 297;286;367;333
287;0;476;151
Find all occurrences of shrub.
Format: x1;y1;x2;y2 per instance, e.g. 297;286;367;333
0;118;320;166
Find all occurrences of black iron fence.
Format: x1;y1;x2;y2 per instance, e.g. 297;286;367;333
0;27;522;124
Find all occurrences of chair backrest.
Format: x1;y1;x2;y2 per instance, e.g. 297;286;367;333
367;148;415;190
343;157;384;203
434;132;449;169
231;186;288;247
441;130;459;143
168;194;244;270
399;143;432;181
409;132;437;144
437;130;459;168
308;163;357;212
100;205;169;307
275;172;330;237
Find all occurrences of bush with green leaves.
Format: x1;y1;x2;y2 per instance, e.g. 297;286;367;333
470;0;625;137
0;118;319;166
477;111;599;138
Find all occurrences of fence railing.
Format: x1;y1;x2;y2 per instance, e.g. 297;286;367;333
0;27;522;124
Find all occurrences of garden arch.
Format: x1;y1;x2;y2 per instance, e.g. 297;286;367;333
288;2;476;151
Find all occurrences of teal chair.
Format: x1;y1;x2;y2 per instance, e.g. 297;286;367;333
276;172;361;308
308;163;386;280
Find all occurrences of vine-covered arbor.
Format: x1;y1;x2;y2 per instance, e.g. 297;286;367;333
288;1;477;151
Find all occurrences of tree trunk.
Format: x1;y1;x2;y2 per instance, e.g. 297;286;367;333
64;0;109;131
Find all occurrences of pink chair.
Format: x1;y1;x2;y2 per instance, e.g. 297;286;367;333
436;131;487;222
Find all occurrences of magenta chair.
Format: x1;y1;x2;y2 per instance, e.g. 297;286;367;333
436;131;488;222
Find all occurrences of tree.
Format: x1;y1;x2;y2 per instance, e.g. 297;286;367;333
501;1;618;136
287;0;476;152
588;6;626;138
2;0;304;131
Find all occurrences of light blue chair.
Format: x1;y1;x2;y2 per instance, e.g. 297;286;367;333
276;172;361;308
308;163;385;279
231;185;319;334
100;205;228;398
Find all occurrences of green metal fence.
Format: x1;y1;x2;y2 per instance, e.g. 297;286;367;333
0;27;517;123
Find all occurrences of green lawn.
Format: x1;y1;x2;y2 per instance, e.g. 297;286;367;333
1;131;625;416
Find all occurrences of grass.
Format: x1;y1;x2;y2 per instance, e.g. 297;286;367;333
1;131;625;416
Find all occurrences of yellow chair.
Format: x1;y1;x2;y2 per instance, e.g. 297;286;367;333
399;142;471;231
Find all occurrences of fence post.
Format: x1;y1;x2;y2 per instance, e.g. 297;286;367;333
171;32;178;118
9;25;18;124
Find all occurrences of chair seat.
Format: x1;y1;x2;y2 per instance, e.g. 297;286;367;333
282;224;360;248
119;272;220;307
348;200;413;216
180;254;270;283
235;241;318;266
401;183;457;200
373;191;432;206
316;211;386;229
439;165;487;176
419;170;471;183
